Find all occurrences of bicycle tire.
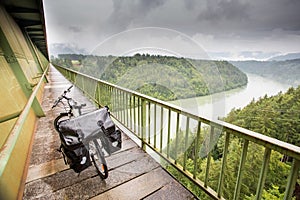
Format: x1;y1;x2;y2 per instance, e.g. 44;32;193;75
89;139;108;179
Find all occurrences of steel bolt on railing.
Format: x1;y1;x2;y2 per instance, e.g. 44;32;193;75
55;65;300;200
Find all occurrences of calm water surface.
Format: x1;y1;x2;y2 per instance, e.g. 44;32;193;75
171;73;292;120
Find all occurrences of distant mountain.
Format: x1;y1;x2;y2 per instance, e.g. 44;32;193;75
49;43;88;58
230;59;300;86
268;52;300;61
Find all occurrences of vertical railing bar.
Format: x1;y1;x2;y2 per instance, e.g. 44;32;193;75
233;139;249;200
141;99;146;150
174;112;180;163
115;89;118;119
122;92;125;124
129;95;132;130
96;80;100;104
205;126;214;187
183;117;190;171
167;109;171;158
133;96;136;134
105;84;109;105
126;93;129;127
112;87;116;113
284;159;300;200
255;148;271;200
99;83;103;107
100;83;103;107
109;85;112;110
154;104;157;149
115;89;119;119
148;102;151;144
160;106;164;153
217;131;230;197
125;92;127;125
138;98;141;137
193;121;201;179
118;89;121;119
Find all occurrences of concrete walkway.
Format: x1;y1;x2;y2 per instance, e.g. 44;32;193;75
23;65;196;200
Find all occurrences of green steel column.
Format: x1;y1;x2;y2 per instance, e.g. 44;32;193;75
0;27;44;117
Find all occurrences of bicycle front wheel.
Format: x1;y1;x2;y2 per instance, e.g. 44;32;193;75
54;113;69;133
89;139;108;179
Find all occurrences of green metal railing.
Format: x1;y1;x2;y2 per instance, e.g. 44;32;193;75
55;65;300;200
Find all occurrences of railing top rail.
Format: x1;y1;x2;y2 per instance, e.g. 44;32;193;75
55;65;300;160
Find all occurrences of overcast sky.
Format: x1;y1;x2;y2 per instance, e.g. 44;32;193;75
43;0;300;60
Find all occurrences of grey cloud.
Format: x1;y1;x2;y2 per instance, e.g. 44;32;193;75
106;0;165;29
68;26;82;33
44;0;300;58
197;0;250;22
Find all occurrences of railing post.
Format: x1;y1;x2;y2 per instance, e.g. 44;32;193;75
255;148;271;200
148;102;151;144
233;139;249;200
160;106;164;153
183;117;190;171
205;126;214;187
153;104;157;149
284;159;300;200
217;131;230;197
167;109;171;158
174;113;180;163
193;121;201;178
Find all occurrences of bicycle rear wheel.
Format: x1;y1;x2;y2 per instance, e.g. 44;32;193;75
89;139;108;179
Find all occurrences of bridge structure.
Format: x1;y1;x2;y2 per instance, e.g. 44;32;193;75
0;0;300;200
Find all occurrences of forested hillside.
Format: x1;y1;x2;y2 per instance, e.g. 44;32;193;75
52;54;248;100
168;86;300;199
225;86;300;146
231;59;300;86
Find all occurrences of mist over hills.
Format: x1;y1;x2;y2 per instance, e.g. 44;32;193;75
268;52;300;61
49;43;88;58
230;59;300;86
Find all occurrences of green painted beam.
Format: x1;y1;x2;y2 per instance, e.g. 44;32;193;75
0;26;44;117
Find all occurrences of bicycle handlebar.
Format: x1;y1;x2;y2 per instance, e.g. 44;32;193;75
65;85;73;93
52;85;73;109
52;85;87;112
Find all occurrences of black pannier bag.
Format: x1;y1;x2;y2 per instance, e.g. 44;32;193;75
58;107;122;156
59;144;92;173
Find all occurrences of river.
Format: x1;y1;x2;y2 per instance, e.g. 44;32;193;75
170;73;292;120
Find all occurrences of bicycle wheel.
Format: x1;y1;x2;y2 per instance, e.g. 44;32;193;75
89;139;108;179
54;113;69;132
